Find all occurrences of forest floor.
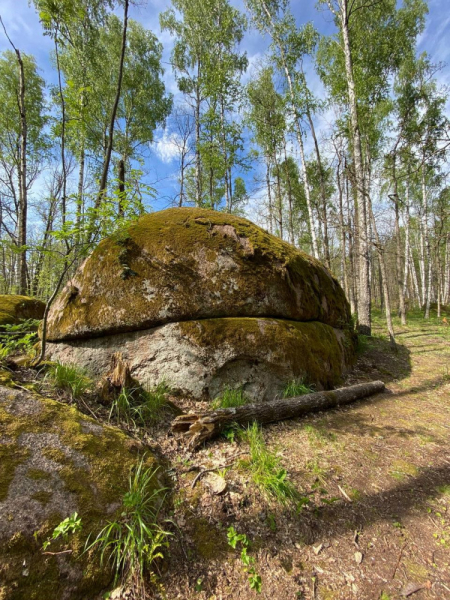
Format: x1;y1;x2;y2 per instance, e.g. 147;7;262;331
152;309;450;600
7;308;450;600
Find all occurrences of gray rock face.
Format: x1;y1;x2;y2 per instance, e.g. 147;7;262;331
0;385;160;600
47;317;355;401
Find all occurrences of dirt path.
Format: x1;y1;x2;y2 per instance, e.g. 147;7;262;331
161;314;450;600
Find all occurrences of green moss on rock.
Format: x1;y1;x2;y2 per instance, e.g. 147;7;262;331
179;317;356;392
46;208;351;342
0;385;161;600
0;295;45;327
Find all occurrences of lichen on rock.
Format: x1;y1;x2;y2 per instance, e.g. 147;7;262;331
0;385;160;600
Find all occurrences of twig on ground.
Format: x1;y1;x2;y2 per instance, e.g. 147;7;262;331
392;542;407;579
191;452;247;488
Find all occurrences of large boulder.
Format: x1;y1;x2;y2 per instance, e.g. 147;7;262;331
0;295;45;327
0;384;160;600
46;208;355;399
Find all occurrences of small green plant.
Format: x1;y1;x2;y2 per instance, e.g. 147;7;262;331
357;334;372;355
85;457;169;593
222;422;241;443
282;379;314;398
212;387;250;409
0;319;40;361
109;382;170;426
227;527;262;593
42;512;82;551
241;423;301;506
46;362;92;399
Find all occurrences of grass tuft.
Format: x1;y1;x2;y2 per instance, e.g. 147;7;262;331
46;362;92;399
282;379;314;398
85;457;169;593
109;382;170;426
240;423;303;506
212;387;250;409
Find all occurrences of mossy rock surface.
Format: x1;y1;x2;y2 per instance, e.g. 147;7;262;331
0;385;161;600
46;208;351;342
0;295;45;327
47;318;356;401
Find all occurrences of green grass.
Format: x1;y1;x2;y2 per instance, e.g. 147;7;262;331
109;382;170;426
356;334;372;355
282;379;314;398
85;457;169;593
212;387;250;409
46;362;92;399
241;423;302;506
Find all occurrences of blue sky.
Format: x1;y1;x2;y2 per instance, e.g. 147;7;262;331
0;0;449;216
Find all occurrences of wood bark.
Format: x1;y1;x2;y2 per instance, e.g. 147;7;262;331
307;107;331;268
95;0;129;212
172;381;385;447
195;65;202;206
338;0;371;335
16;48;27;295
118;158;125;217
97;352;134;405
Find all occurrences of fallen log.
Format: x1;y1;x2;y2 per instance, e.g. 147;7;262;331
172;380;386;447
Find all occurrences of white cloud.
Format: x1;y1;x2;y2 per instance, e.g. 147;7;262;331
152;129;182;163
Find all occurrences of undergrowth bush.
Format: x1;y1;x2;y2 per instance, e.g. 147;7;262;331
282;379;314;398
212;387;250;409
85;457;170;594
240;423;304;507
0;319;40;362
109;382;170;426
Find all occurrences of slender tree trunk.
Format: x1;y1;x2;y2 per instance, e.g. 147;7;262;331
346;170;357;315
422;165;432;318
368;198;396;347
195;65;202;206
283;138;294;245
55;36;67;229
76;143;85;242
31;197;57;296
340;0;371;335
274;158;283;240
307;108;330;268
266;158;274;234
444;232;450;305
118;158;125;217
391;154;406;324
16;49;27;295
402;181;411;317
296;121;319;258
337;157;348;296
409;245;421;308
95;0;129;211
220;97;231;212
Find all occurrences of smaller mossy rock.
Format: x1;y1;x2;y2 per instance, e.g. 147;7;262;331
46;318;356;401
0;295;45;327
0;385;161;600
45;208;351;342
